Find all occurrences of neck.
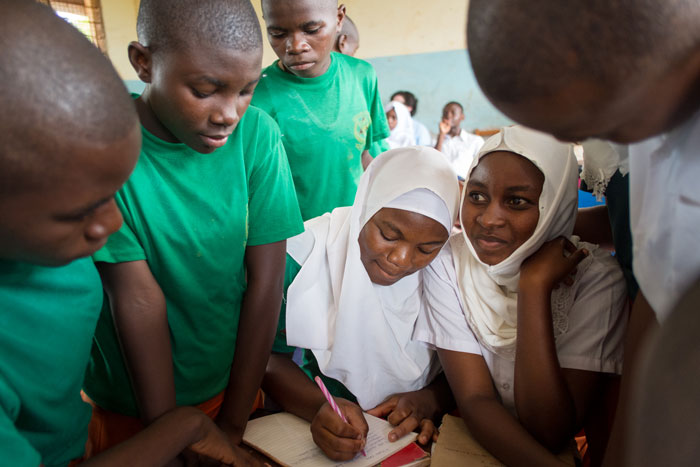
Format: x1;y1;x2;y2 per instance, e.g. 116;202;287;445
135;89;179;143
449;126;461;137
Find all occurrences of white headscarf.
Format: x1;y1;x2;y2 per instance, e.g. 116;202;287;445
451;125;592;360
580;139;629;200
384;101;416;149
285;146;460;409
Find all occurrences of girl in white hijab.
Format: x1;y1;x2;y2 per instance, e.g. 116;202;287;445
262;146;459;462
384;100;416;149
414;126;628;466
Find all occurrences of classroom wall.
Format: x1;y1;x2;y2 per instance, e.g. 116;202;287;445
103;0;510;133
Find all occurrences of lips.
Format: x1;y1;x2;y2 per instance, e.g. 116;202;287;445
286;61;315;71
474;234;508;251
375;260;404;280
199;134;230;148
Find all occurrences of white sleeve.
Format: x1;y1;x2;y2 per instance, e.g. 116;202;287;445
414;246;482;355
556;249;628;374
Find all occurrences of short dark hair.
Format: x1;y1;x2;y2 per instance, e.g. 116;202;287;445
137;0;262;53
468;0;700;104
444;101;464;112
391;91;419;116
0;0;137;192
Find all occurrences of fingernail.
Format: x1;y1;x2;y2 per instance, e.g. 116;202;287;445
389;434;397;441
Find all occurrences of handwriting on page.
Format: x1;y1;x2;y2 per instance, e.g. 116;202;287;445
243;412;417;467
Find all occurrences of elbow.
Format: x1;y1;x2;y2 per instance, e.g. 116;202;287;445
520;413;575;453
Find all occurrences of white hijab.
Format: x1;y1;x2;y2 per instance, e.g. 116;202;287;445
285;146;460;409
451;125;589;360
384;101;416;149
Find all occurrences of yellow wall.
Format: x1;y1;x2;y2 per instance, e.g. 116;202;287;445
101;0;469;80
101;0;139;80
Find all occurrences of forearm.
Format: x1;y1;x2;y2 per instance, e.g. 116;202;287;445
434;133;445;152
217;241;287;441
83;407;204;467
415;373;456;421
217;284;281;441
100;262;176;423
361;150;373;170
574;205;613;249
262;353;327;422
460;395;565;467
514;286;576;450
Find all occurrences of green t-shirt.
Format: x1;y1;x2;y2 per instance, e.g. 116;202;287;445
273;256;357;404
85;105;304;415
0;258;103;467
251;53;390;221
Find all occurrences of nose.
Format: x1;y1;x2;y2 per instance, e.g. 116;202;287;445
477;202;506;229
210;97;239;128
387;244;412;270
286;32;310;54
85;199;123;242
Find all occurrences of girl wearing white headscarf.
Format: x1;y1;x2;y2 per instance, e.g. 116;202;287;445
263;146;460;461
384;101;416;149
414;126;628;466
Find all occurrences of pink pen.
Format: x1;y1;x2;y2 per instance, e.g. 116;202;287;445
314;376;367;457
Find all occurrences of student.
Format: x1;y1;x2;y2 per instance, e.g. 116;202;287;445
434;101;484;179
252;0;390;221
0;2;246;466
333;14;359;56
263;147;460;461
81;0;304;457
415;126;628;466
466;1;700;463
391;91;432;146
384;100;416;149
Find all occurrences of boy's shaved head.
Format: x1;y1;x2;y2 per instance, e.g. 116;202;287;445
468;0;700;104
0;0;137;193
138;0;262;53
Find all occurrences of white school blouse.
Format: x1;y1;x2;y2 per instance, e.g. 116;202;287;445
414;244;628;413
629;110;700;322
435;130;485;179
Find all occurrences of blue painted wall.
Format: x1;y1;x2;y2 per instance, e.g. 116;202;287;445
125;49;511;138
368;49;512;136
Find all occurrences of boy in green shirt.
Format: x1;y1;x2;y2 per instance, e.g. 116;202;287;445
82;0;304;457
0;2;246;465
252;0;390;220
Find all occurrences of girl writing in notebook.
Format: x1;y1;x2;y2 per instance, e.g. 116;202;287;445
263;147;460;461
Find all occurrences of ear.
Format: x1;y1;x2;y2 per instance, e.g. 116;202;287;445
337;34;348;54
336;4;346;34
128;41;154;84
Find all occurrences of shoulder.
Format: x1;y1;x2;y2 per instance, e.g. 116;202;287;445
240;105;281;135
334;53;378;79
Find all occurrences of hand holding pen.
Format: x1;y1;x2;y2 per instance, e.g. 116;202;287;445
311;376;369;460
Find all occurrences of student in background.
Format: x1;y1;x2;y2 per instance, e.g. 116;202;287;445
333;14;359;56
416;126;627;466
82;0;303;459
0;2;244;465
264;147;460;461
253;0;390;221
466;1;700;463
434;101;484;179
384;100;416;149
392;91;432;146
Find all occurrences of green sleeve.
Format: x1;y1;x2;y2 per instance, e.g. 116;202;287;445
365;70;391;151
369;138;390;158
272;255;302;354
300;350;357;403
246;121;304;246
92;193;147;263
0;379;41;467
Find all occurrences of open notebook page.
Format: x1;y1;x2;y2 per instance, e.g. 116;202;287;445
243;412;417;467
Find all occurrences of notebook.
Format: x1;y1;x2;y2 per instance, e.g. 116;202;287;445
431;414;577;466
242;411;418;467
